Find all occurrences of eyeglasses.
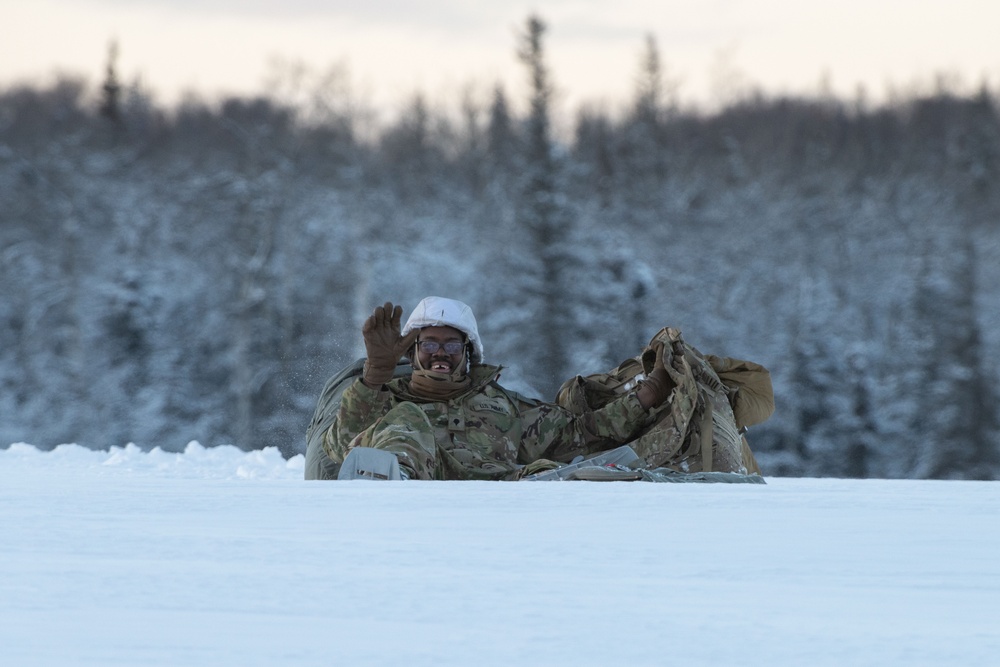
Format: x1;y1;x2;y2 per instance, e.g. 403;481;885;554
417;340;465;355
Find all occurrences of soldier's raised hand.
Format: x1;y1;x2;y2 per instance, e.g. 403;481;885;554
361;302;419;387
637;341;678;409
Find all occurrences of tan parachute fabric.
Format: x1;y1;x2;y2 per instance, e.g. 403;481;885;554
555;327;772;475
704;354;774;476
703;355;775;429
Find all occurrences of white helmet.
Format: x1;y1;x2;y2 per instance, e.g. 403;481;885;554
402;296;484;363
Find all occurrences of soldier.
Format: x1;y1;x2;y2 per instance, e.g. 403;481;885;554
320;296;679;480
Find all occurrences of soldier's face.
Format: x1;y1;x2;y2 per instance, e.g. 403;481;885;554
415;326;466;374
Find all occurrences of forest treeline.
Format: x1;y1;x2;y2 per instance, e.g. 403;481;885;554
2;18;998;478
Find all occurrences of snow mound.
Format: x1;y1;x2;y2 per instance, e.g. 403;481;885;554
2;441;304;480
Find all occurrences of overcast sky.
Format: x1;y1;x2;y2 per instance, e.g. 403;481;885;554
3;0;999;116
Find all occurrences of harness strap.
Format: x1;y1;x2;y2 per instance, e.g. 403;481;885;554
699;392;714;473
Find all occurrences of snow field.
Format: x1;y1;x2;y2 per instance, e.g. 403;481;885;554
1;442;997;666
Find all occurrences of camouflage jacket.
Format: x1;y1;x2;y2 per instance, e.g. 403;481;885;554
324;364;655;480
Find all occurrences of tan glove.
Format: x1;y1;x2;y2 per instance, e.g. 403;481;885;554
361;302;419;388
636;341;677;409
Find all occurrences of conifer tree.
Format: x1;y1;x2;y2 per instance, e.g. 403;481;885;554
487;85;516;173
100;40;122;123
913;228;997;478
515;15;572;395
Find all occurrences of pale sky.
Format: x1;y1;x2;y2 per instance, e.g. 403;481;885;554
3;0;999;119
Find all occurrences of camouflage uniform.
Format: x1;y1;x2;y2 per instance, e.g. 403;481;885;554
322;364;656;481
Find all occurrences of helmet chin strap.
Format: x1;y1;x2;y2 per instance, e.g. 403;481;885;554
409;343;472;400
413;346;469;382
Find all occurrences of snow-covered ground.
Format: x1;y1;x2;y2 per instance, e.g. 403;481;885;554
1;442;997;667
